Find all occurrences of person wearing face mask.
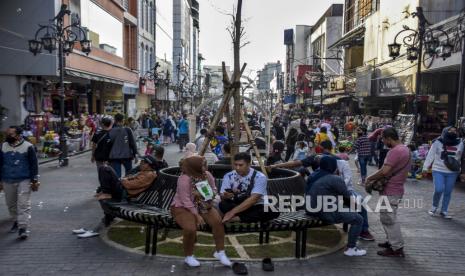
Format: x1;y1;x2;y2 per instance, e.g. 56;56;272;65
422;126;464;219
0;126;39;240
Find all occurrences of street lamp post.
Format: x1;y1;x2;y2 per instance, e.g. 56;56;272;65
140;62;172;112
28;4;91;167
387;6;453;138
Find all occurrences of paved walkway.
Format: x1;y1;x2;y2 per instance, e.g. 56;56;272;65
1;145;465;275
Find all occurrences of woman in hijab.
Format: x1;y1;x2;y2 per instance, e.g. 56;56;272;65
171;156;231;267
184;142;197;159
423;126;464;219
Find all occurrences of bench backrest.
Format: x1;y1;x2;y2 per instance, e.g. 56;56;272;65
135;165;305;209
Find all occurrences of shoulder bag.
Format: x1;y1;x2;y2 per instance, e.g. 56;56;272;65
366;152;411;194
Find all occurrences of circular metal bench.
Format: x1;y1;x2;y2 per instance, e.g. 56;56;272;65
101;165;326;258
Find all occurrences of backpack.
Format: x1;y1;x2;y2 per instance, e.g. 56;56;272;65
109;127;134;160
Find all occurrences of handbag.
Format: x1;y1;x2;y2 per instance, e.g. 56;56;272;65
226;170;258;205
366;152;411;194
441;143;461;172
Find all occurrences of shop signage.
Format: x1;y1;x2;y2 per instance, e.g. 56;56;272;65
140;79;156;95
378;75;412;96
378;110;392;117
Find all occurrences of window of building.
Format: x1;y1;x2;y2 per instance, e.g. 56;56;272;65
145;45;149;72
312;35;325;69
140;43;144;73
145;0;149;31
149;2;153;34
344;0;379;34
141;0;145;29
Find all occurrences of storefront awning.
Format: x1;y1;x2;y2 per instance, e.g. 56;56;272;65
65;69;125;85
329;26;365;50
323;95;351;105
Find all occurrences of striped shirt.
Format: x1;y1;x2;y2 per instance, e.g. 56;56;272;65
355;135;371;157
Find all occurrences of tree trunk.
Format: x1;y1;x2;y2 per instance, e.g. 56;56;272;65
232;0;243;156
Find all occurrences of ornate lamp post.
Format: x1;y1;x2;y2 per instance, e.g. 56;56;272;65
29;4;91;167
387;6;453;138
140;64;172;111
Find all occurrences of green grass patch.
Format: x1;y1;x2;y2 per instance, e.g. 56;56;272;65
235;234;280;244
268;231;292;238
307;227;341;248
108;227;145;248
244;242;295;258
158;242;240;258
114;220;144;227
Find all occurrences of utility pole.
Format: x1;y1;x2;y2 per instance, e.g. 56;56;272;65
456;26;465;123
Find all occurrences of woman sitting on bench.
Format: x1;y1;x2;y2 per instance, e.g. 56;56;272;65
170;155;232;268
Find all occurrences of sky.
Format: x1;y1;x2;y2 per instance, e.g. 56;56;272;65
199;0;344;74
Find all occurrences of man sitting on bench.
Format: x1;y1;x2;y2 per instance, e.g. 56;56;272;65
97;155;158;201
219;152;279;223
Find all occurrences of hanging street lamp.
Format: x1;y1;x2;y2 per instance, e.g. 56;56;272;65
28;4;92;167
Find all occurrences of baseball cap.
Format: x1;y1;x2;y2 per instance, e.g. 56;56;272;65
141;155;157;169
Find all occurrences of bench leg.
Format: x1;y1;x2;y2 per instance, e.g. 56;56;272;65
145;225;152;255
265;231;270;244
294;230;301;259
301;229;307;258
151;226;159;255
259;231;264;245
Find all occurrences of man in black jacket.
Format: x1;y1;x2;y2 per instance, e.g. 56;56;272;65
109;114;138;177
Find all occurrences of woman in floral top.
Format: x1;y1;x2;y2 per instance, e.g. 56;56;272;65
170;156;231;267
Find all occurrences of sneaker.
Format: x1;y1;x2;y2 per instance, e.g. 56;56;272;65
377;247;405;257
18;228;28;240
214;250;232;267
377;241;391;249
344;247;367;256
440;212;452;219
9;221;18;233
184;256;200;267
72;228;87;234
359;231;375;241
428;209;437;216
77;231;99;238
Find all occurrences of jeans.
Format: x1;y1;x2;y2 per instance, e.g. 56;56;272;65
350;191;369;232
98;165;124;202
111;159;133;178
432;171;459;213
358;156;371;180
178;133;189;150
318;211;363;248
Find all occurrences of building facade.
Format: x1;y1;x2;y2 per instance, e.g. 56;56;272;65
0;0;138;132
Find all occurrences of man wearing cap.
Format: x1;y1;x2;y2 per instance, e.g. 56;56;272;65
96;155;158;201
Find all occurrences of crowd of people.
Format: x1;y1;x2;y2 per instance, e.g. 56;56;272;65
2;108;465;269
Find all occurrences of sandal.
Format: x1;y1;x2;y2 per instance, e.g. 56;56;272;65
262;258;274;272
232;262;248;275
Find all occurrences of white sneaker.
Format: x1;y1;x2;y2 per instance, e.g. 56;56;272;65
344;247;367;257
440;212;452;219
77;231;99;238
72;228;87;234
428;209;437;216
184;256;200;267
214;250;232;267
